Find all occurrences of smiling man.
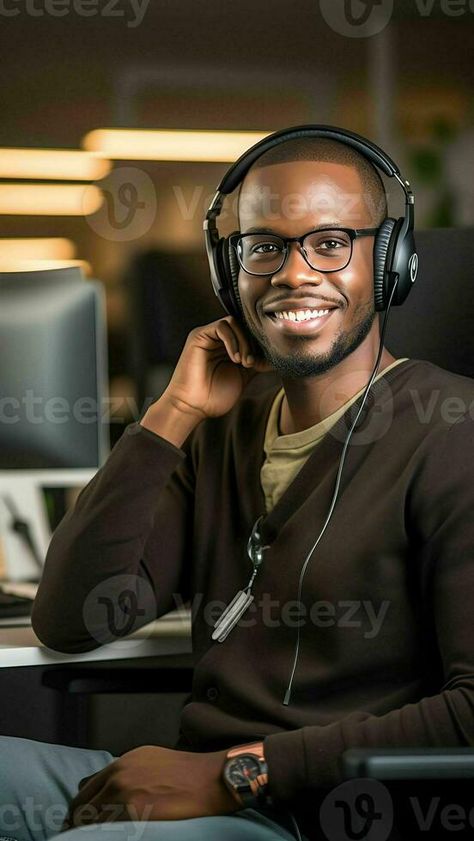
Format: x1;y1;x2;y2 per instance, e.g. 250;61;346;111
235;138;397;433
2;129;474;841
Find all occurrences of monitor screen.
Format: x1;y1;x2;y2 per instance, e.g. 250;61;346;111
0;268;109;470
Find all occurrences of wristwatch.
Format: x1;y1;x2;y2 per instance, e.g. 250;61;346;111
223;741;271;808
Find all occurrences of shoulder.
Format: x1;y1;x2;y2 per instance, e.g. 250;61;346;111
401;358;474;396
392;359;474;432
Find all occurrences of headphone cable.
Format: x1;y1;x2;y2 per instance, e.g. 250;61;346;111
283;276;399;706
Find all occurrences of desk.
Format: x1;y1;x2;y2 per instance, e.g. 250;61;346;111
0;580;192;667
0;610;192;668
0;611;193;749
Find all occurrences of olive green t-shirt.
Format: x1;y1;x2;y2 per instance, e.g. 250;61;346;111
261;358;410;512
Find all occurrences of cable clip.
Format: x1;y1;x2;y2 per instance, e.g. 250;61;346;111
212;515;270;643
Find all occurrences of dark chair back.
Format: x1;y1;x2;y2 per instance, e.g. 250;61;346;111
387;227;474;378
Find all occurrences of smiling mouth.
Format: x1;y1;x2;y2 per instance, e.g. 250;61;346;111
265;308;337;334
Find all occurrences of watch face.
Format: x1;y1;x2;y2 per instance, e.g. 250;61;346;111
225;754;261;788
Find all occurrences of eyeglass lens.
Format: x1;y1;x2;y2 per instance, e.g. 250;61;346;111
237;229;353;274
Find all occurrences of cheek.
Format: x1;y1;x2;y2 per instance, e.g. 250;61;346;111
338;246;374;303
237;273;260;316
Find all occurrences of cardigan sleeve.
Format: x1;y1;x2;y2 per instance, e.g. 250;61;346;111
264;412;474;800
32;422;196;653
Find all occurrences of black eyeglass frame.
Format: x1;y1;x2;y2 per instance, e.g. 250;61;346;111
231;226;380;276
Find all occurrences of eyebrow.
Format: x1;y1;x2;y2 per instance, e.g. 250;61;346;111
241;223;344;235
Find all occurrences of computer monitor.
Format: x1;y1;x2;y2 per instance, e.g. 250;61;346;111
0;267;109;580
0;266;108;469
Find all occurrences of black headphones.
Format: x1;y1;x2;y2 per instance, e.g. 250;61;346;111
204;124;418;316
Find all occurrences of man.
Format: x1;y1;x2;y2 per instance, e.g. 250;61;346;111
2;134;474;841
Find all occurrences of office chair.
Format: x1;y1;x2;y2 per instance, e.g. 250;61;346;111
43;229;474;780
382;227;474;377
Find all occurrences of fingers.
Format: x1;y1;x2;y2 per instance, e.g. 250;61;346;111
225;319;273;373
66;769;107;827
216;318;258;367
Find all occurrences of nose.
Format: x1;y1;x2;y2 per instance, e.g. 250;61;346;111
270;241;323;288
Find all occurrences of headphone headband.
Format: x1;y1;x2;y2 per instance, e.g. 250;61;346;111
216;124;403;195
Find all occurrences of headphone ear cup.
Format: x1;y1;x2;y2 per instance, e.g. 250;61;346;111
221;231;242;318
373;218;397;312
215;233;242;319
227;239;243;317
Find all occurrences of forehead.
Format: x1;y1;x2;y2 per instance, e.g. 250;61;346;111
238;160;373;233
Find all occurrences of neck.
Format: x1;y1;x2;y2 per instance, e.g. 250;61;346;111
279;336;397;435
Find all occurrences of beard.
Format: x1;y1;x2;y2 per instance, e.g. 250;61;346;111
242;299;377;379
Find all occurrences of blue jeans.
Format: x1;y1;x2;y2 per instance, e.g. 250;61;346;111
0;737;303;841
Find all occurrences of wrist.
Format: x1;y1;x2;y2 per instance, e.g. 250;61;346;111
140;394;201;448
222;741;271;810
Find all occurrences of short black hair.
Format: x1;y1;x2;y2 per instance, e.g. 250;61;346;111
239;136;388;226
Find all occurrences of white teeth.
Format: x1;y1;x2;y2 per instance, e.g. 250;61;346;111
275;308;330;322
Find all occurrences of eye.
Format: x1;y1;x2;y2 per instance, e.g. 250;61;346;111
251;241;282;255
305;231;352;255
319;238;345;251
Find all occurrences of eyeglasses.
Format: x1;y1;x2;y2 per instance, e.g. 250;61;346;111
232;226;379;276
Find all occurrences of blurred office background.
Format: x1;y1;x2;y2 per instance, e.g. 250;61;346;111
1;0;473;446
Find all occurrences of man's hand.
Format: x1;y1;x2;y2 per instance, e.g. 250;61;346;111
65;745;241;827
141;316;273;432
